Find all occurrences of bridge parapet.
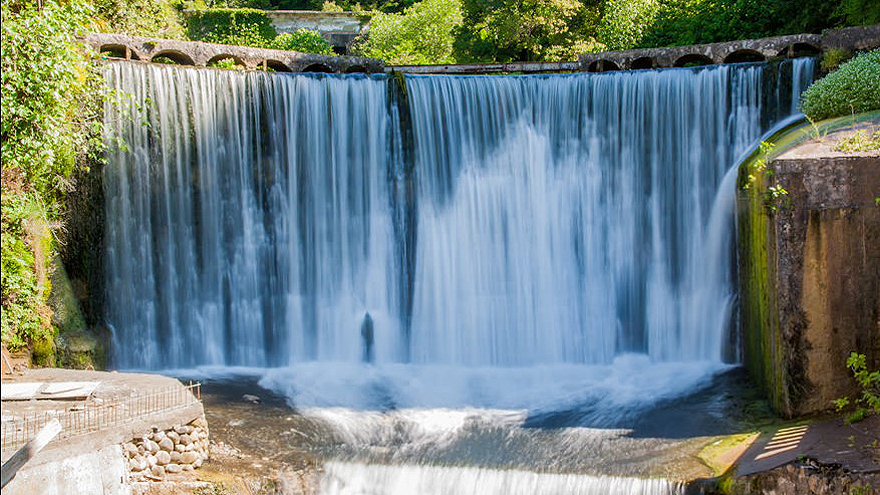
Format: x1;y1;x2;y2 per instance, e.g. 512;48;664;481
579;25;879;72
86;33;384;73
579;33;824;72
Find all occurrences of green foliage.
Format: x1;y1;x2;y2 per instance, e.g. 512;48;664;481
1;194;52;351
834;0;880;27
185;8;278;47
740;141;774;191
271;29;334;55
2;0;102;206
821;48;851;73
763;185;789;214
208;56;244;69
833;352;880;424
92;0;184;37
595;0;657;51
454;0;601;62
354;0;462;64
801;50;880;122
835;129;880;152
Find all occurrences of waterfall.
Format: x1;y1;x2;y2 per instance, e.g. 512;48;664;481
103;58;814;371
320;461;683;495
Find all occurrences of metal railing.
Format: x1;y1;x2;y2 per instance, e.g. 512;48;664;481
1;382;201;451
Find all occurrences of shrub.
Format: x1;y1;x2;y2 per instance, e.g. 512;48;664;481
832;352;880;423
800;50;880;121
185;8;277;47
821;48;851;73
271;29;334;55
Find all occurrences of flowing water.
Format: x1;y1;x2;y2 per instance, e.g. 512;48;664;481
103;58;816;493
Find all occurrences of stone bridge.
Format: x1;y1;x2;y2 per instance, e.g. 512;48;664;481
579;25;878;72
86;33;384;73
89;24;878;75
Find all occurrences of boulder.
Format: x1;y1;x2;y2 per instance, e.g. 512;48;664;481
156;450;171;466
145;440;160;454
165;463;182;474
158;437;174;452
181;451;200;465
150;465;165;479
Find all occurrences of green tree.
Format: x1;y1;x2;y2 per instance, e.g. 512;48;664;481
354;0;462;64
454;0;601;62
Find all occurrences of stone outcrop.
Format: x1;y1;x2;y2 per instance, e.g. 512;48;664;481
124;415;210;482
738;121;880;416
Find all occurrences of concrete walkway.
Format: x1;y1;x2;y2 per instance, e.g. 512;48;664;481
736;414;880;476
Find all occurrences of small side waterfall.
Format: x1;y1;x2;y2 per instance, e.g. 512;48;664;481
104;58;815;370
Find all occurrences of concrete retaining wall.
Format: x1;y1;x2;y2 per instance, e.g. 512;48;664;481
737;123;880;416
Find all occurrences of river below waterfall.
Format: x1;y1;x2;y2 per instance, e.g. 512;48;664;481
103;57;815;493
194;367;767;494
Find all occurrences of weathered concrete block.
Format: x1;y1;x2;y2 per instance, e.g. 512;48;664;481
738;123;880;416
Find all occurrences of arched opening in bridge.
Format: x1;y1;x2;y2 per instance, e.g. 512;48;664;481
208;54;246;70
631;57;654;70
724;49;766;64
303;63;335;73
673;54;714;68
587;60;620;72
151;50;195;66
100;44;138;60
778;42;821;58
265;60;292;72
344;65;368;73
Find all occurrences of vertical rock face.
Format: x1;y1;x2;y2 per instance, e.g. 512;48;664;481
738;125;880;416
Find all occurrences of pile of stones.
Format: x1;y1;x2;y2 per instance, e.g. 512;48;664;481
123;417;210;480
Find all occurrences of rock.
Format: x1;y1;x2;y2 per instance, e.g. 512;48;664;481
192;458;203;469
170;451;182;463
180;434;193;446
158;437;174;451
147;455;157;467
156;450;171;466
183;464;194;472
165;463;182;474
175;444;186;453
184;443;194;452
150;465;165;479
166;430;180;443
191;416;207;428
145;440;159;454
174;425;188;435
124;443;137;457
181;451;200;465
137;445;145;455
129;458;144;471
242;394;262;404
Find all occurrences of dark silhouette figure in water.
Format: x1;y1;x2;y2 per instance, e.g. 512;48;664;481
361;312;374;363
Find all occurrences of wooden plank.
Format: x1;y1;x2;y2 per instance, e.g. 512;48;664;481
1;419;61;488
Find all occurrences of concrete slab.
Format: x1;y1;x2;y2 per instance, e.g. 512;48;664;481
2;383;44;400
